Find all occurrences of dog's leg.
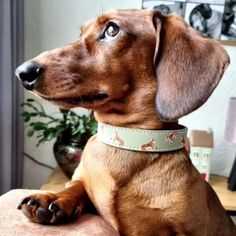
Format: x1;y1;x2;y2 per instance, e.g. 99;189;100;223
17;180;90;224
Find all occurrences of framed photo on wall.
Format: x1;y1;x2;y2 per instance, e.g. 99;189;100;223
142;0;187;17
142;0;236;43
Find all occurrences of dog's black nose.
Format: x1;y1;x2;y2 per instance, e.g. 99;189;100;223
15;61;43;90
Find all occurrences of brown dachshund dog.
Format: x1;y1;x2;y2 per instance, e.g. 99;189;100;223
16;9;236;236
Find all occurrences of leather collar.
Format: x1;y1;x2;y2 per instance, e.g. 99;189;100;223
97;122;187;152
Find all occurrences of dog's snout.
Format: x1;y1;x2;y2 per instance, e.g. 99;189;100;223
15;61;43;90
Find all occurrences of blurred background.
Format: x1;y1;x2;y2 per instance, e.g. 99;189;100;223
0;0;236;195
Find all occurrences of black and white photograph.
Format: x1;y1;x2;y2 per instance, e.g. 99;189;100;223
221;0;236;40
142;0;236;42
142;0;187;17
184;3;225;39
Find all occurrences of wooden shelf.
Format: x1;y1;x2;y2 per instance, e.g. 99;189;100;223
209;175;236;211
41;168;236;212
41;167;69;192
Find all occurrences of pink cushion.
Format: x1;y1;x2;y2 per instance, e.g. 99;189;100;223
0;189;119;236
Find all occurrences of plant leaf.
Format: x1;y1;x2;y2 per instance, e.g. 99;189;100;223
27;128;35;137
33;122;47;131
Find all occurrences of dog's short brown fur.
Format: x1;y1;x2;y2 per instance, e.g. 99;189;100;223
16;10;236;236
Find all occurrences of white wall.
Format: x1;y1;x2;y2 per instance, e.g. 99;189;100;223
23;0;141;188
24;0;236;188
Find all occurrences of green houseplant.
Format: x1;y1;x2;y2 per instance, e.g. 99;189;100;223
21;98;97;178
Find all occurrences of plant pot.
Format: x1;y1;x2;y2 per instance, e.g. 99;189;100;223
53;132;84;179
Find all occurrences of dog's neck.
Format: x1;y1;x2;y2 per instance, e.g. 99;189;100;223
94;97;178;131
94;77;178;130
95;110;178;130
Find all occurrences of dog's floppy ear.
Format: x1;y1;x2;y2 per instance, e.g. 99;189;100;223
153;12;230;121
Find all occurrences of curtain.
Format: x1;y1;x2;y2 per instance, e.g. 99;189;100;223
0;0;24;194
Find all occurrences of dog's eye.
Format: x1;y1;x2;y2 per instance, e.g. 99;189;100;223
104;23;120;39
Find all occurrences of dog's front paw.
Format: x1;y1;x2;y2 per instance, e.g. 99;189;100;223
17;192;82;224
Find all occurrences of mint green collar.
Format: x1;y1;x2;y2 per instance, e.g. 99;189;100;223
97;123;188;152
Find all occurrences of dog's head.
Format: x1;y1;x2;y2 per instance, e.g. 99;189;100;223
16;9;229;122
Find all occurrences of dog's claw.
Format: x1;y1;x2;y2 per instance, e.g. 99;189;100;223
48;202;77;224
27;199;39;207
17;203;22;210
72;207;79;218
49;202;59;212
17;197;30;209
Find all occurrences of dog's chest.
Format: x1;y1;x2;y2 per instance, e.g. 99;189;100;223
79;136;167;230
80;136;131;229
78;136;200;234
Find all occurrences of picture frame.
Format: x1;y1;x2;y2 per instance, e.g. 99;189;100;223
142;0;236;45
